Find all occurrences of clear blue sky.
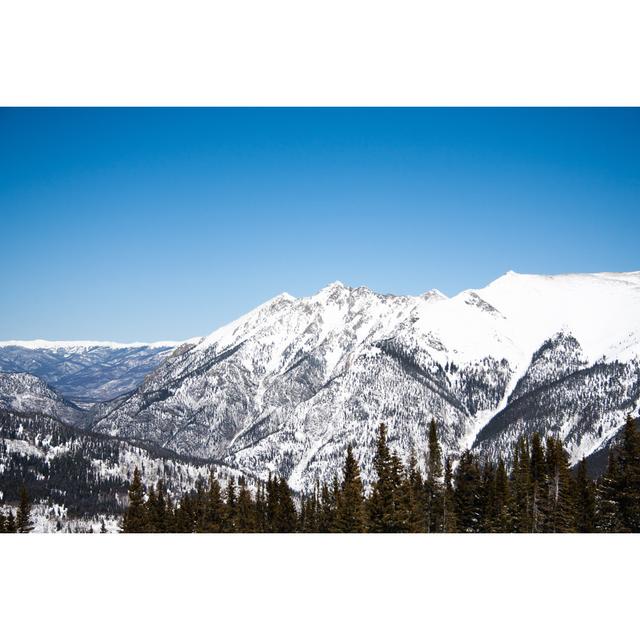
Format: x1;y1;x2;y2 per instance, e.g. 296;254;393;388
1;108;638;342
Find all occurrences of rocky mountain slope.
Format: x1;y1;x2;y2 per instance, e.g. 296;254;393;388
88;271;640;492
0;372;85;424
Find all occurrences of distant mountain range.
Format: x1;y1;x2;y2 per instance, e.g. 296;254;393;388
0;340;188;404
2;270;638;493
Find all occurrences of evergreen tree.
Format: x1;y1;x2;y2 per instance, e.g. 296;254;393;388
16;486;34;533
254;482;267;532
273;477;297;532
424;418;444;532
453;450;482;532
204;473;225;532
478;459;496;532
223;477;237;532
368;424;397;532
407;449;426;532
442;456;457;533
530;433;548;532
596;451;623;532
335;445;366;532
511;437;532;532
545;437;575;533
618;414;640;532
491;457;512;532
574;458;596;533
6;510;17;533
236;478;257;532
389;452;412;532
121;467;147;533
265;475;278;532
318;481;336;532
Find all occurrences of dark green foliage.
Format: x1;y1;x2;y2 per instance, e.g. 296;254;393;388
424;419;444;532
367;424;411;532
545;436;575;532
121;467;147;533
618;414;640;531
367;423;397;532
595;415;640;532
4;410;639;533
6;511;17;533
453;450;482;532
334;444;366;532
442;456;457;532
16;486;34;533
575;458;596;532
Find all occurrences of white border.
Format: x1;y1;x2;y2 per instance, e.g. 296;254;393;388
1;1;639;105
1;533;637;639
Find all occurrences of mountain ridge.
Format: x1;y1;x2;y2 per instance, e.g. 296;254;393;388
81;270;640;492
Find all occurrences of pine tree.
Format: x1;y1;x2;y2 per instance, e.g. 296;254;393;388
424;418;444;532
274;477;297;532
407;449;426;532
530;433;548;532
146;485;158;532
174;493;195;532
368;423;397;532
574;458;596;533
491;457;512;532
334;444;366;532
478;459;496;532
618;414;640;532
596;451;623;532
254;482;267;532
204;473;225;532
442;456;457;532
453;450;482;532
545;437;575;533
389;452;412;532
121;467;147;533
511;437;532;532
236;478;257;532
6;510;17;533
16;486;34;533
318;481;336;532
223;477;237;532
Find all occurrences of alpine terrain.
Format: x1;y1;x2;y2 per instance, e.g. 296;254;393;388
79;270;640;493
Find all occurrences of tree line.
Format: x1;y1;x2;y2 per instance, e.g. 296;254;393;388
119;415;640;533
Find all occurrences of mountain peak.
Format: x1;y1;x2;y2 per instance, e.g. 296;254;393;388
320;280;347;292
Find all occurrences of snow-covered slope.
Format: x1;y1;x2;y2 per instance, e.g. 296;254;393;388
89;271;640;492
0;407;254;529
0;372;85;424
0;340;197;403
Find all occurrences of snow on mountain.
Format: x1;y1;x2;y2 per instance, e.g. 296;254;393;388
0;372;84;424
88;271;640;492
0;339;200;403
0;407;254;529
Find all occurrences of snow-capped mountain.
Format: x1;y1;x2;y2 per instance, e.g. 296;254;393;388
0;340;191;404
88;271;640;492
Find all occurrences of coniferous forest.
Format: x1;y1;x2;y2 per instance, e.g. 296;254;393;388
2;416;639;534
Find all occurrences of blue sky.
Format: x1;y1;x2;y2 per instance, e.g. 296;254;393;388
1;108;638;342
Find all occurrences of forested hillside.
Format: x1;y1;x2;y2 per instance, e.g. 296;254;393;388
5;416;632;534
